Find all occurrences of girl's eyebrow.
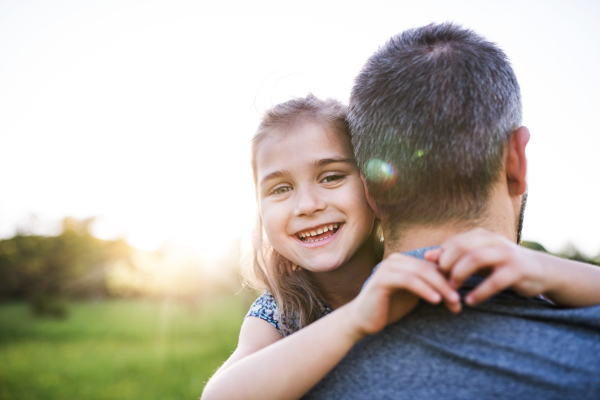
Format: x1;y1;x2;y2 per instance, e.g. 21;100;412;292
259;169;290;186
259;158;353;186
313;158;354;168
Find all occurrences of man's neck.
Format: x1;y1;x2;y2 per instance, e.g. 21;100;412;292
383;190;519;257
384;226;462;256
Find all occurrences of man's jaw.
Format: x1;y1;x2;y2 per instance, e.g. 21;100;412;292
516;189;528;244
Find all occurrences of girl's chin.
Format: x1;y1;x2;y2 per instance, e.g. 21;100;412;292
298;258;345;273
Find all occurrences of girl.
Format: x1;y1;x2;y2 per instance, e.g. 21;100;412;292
202;95;600;400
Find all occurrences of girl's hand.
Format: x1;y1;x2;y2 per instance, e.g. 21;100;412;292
346;254;461;339
425;228;549;306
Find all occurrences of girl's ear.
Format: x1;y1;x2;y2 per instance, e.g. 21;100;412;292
361;173;381;219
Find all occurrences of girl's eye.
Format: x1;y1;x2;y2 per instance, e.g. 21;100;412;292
271;186;292;195
321;174;344;183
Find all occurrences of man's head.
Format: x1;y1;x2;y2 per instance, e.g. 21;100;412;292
350;23;525;242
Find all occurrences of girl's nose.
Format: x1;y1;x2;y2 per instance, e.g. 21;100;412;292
293;187;327;217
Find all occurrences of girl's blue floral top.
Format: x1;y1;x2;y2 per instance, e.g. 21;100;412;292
246;292;333;336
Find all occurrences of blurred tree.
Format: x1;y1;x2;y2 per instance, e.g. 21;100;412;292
522;240;598;266
0;217;133;316
556;243;599;266
521;240;548;253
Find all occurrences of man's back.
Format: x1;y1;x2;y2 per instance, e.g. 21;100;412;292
327;23;600;399
304;275;600;399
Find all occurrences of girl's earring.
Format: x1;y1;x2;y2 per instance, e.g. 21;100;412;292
291;265;301;272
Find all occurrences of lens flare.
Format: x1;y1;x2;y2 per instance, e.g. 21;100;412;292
364;159;397;191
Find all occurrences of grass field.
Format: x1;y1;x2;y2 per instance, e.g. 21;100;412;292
0;297;247;400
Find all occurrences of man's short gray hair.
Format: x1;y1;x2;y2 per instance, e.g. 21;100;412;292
350;22;522;238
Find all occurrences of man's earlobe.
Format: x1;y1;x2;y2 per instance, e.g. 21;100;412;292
360;173;381;218
507;126;530;196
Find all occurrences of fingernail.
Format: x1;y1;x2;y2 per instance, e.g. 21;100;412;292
432;293;441;303
465;295;473;305
449;291;460;302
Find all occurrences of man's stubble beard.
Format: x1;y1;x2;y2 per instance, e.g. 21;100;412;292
516;188;528;244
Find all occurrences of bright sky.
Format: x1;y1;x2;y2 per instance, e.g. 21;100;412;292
1;0;599;258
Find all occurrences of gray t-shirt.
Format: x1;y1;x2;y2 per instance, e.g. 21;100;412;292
304;248;600;399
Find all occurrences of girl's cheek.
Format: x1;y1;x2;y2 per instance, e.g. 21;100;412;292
261;211;284;242
259;204;272;225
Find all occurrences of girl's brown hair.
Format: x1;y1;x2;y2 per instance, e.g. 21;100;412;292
242;94;382;335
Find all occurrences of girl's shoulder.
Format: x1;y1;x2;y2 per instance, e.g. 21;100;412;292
246;292;291;335
245;292;333;336
247;292;278;319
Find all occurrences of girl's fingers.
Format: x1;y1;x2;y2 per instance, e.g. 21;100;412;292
388;269;462;314
380;270;443;304
464;267;517;305
437;229;503;273
449;247;506;289
424;248;442;263
443;297;462;314
380;256;460;305
413;264;460;305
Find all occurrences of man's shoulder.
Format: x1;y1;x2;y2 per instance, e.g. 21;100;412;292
304;298;600;399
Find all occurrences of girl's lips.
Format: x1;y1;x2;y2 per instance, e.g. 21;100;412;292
293;223;344;248
295;222;340;239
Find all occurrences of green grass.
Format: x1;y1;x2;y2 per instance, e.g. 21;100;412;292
0;297;247;400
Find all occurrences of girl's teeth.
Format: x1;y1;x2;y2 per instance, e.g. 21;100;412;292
298;224;341;241
303;233;333;243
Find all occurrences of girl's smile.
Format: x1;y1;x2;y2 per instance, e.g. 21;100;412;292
294;222;342;247
256;120;376;274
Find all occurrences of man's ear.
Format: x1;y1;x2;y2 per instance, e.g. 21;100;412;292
360;173;381;219
506;126;530;196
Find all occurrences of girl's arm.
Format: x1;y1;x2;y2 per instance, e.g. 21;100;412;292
428;228;600;307
201;257;459;400
201;303;370;400
209;316;283;380
532;252;600;307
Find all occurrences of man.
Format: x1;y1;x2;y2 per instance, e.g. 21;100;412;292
304;23;600;399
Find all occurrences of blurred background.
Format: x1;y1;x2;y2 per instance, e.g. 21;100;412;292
1;0;599;398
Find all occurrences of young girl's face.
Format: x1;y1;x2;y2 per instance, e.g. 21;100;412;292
256;121;375;273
